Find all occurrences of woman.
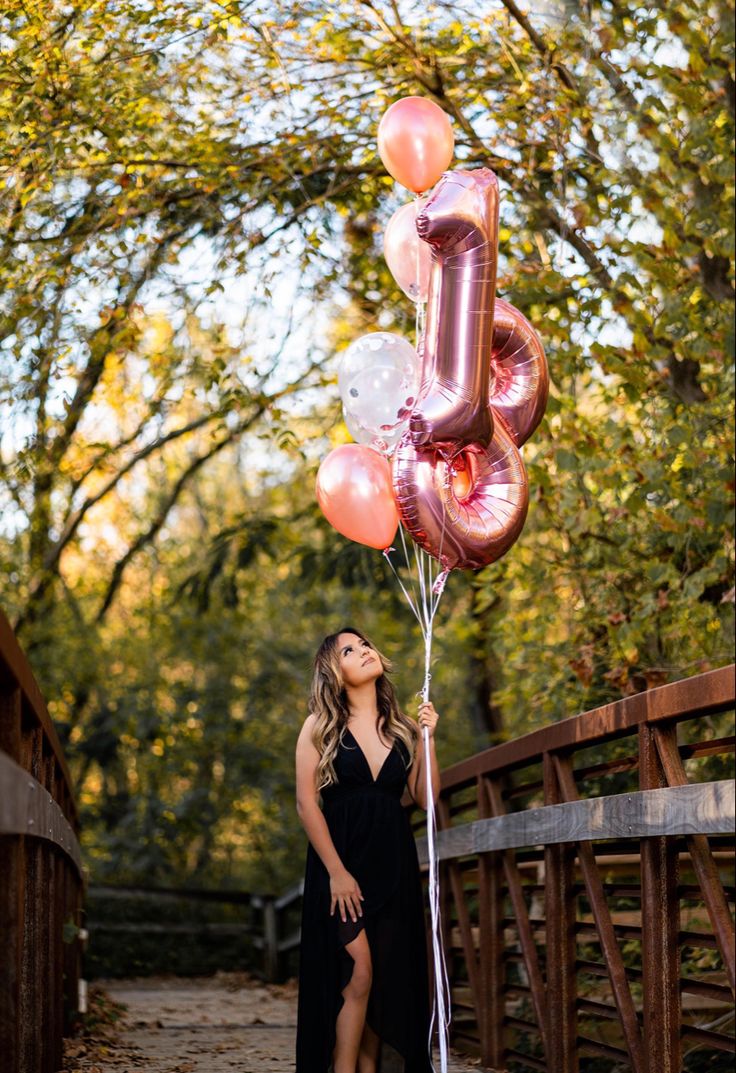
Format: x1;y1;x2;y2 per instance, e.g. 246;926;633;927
295;627;440;1073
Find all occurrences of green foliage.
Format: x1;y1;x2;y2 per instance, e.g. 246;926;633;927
0;0;733;906
84;890;258;978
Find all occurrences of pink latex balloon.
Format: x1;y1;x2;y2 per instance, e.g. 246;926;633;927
316;444;399;550
377;97;454;194
383;199;431;301
392;426;528;570
409;169;500;453
489;298;549;447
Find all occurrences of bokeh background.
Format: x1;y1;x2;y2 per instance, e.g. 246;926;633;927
1;0;733;916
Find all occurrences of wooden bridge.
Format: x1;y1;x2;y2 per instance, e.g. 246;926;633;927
1;604;734;1072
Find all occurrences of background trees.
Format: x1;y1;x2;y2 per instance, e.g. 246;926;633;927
0;0;732;891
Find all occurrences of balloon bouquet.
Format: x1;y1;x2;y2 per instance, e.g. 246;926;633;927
316;97;549;1070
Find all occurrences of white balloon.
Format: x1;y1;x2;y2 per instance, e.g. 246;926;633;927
338;333;420;453
343;405;396;454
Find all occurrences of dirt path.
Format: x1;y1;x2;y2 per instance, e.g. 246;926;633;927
63;972;481;1072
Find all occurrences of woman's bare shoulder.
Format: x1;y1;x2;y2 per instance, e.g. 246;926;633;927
296;712;319;747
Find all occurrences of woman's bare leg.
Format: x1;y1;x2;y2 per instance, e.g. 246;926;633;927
357;1019;381;1073
333;929;372;1073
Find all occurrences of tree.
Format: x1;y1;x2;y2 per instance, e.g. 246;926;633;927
0;0;732;889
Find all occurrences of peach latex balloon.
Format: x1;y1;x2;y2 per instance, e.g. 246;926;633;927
383;198;431;301
377;97;454;193
316;444;399;549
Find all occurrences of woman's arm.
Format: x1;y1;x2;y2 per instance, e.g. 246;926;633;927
406;701;441;810
295;715;364;923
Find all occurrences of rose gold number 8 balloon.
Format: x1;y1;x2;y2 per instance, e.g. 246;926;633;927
392;168;549;570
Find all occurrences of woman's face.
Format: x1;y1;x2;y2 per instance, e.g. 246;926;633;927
336;632;382;689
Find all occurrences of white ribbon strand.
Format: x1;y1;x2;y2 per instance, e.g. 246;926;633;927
384;538;451;1072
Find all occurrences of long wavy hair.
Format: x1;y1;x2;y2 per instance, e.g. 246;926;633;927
309;626;418;791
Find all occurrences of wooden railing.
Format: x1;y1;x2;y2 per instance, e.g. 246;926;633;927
84;881;304;983
410;663;736;1072
0;608;86;1073
7;600;727;1073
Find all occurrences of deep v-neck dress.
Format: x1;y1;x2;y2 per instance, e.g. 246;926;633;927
296;726;432;1072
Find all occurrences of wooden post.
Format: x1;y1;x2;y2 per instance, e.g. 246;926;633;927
263;897;279;983
654;724;736;991
477;775;504;1066
21;725;43;1073
437;797;482;1027
51;766;65;1073
0;685;23;1073
39;748;57;1073
553;755;645;1073
639;724;681;1073
62;867;82;1034
486;778;548;1060
543;752;577;1073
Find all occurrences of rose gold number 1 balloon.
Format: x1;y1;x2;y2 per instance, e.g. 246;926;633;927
393;168;549;570
409;169;499;452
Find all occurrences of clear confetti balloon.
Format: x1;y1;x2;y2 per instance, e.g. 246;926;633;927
338;332;421;454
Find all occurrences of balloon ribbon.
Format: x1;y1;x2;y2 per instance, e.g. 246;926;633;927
383;534;451;1073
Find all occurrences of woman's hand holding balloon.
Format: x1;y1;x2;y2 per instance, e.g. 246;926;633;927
417;701;439;739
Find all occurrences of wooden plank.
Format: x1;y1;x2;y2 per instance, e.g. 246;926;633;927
485;778;548;1059
87;922;256;935
476;775;503;1066
0;607;78;823
436;798;483;1027
639;724;681;1073
680;1024;736;1051
40;750;53;1073
262;898;279;983
416;780;735;863
0;686;22;1073
51;844;64;1073
553;756;645;1073
653;726;736;994
0;618;82;1068
90;882;255;905
18;837;38;1073
0;752;84;875
543;753;577;1073
436;664;735;793
274;878;304;911
21;728;43;1073
62;866;80;1034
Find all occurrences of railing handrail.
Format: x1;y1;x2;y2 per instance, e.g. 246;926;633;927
0;606;79;828
0;751;84;874
416;779;735;865
0;607;86;1073
432;663;735;795
405;661;736;1070
87;882;256;904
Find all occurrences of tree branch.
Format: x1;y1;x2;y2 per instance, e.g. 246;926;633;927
93;407;266;623
47;227;188;471
47;409;233;575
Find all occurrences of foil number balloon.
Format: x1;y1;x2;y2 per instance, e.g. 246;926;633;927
393;168;549;570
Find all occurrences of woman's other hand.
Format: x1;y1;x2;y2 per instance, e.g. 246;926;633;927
329;868;364;923
417;700;439;739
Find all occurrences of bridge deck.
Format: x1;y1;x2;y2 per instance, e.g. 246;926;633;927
65;973;478;1072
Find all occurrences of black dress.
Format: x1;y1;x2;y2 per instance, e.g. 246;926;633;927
296;727;433;1072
